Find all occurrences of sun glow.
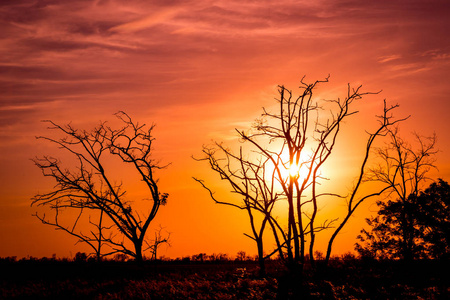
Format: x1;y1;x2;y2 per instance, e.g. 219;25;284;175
265;149;313;186
288;161;306;179
283;157;311;181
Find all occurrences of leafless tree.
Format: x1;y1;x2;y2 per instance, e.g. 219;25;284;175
369;128;437;199
196;76;405;275
32;112;168;262
194;144;281;276
363;128;437;260
145;225;171;260
322;103;410;264
34;208;112;261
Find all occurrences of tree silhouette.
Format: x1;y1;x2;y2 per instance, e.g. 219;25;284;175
415;179;450;259
236;250;247;261
145;225;171;260
194;144;281;276
195;76;404;278
355;196;426;260
32;112;168;262
356;178;449;260
357;130;437;261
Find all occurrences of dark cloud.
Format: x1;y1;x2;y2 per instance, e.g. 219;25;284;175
20;38;93;52
0;106;37;128
66;21;118;36
17;36;141;54
0;64;99;81
191;5;271;30
0;1;51;23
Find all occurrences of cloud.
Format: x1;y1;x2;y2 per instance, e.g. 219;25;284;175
110;6;183;33
378;55;402;63
1;0;450;109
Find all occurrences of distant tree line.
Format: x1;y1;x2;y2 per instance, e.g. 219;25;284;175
0;250;361;264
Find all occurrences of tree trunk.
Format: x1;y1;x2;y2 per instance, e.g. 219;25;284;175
287;183;300;263
134;241;143;262
256;238;266;277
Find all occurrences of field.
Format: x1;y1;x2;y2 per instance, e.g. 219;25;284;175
0;258;449;299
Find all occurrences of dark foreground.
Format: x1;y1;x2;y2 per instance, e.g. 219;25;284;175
0;258;449;299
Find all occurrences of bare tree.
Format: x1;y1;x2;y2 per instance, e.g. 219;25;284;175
145;225;171;260
360;128;438;261
34;208;112;261
32;112;168;262
196;76;404;275
369;128;437;200
323;103;407;264
194;144;281;276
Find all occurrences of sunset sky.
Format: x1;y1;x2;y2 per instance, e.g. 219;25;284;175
1;0;450;260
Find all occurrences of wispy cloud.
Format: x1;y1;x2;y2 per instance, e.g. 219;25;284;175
378;55;402;63
0;0;448;113
110;6;183;33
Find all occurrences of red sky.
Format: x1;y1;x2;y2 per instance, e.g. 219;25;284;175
1;0;450;259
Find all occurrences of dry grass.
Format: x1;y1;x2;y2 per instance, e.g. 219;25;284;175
0;258;448;299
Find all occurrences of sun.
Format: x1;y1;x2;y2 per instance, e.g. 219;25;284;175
265;149;312;185
283;157;310;181
288;161;306;179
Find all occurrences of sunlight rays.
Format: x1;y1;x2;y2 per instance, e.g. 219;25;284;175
266;149;314;185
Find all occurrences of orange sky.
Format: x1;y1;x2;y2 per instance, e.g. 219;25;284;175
1;0;450;260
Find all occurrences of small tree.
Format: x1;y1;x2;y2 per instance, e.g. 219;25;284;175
145;226;171;260
32;112;168;262
236;250;247;261
192;253;207;262
74;252;88;262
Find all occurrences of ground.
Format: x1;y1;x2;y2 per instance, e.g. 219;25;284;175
0;258;448;299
